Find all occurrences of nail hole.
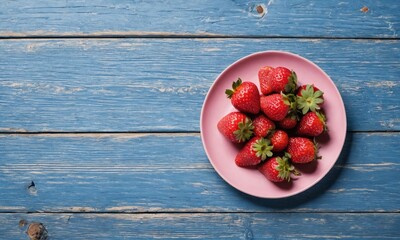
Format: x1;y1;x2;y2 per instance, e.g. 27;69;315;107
360;6;369;13
256;5;264;14
249;4;266;18
19;219;28;228
27;181;37;196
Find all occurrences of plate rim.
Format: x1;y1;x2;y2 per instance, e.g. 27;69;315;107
200;50;347;199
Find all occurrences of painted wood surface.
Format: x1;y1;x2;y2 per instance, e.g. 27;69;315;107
0;0;398;38
1;133;399;213
0;39;399;132
1;1;399;239
1;213;399;239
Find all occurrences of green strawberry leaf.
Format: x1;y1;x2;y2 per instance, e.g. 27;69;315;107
252;138;273;161
284;71;298;93
296;85;324;115
233;117;254;142
275;153;300;181
225;78;243;99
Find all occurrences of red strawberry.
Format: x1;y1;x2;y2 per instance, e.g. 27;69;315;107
278;112;298;129
235;136;273;167
225;78;260;114
270;130;289;152
297;84;320;95
217;112;254;143
297;111;326;137
260;93;296;121
258;153;299;182
253;115;275;137
258;66;297;95
258;66;274;95
270;67;298;93
287;137;319;164
296;84;324;115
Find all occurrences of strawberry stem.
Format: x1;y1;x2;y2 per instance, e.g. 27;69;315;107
225;78;242;99
282;92;297;113
233;117;254;143
276;152;301;181
297;84;324;115
284;71;298;93
252;138;273;161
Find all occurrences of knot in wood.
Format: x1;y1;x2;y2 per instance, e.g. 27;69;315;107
27;222;48;240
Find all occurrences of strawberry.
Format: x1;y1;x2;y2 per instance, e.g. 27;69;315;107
287;137;319;164
278;112;298;129
258;153;299;182
258;66;274;95
270;130;289;152
217;112;254;144
225;78;260;114
297;111;326;137
235;136;273;167
270;67;298;93
297;84;320;95
296;84;324;115
258;66;297;95
253;114;275;137
260;93;296;121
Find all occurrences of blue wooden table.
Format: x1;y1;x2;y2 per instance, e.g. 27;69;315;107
0;1;399;239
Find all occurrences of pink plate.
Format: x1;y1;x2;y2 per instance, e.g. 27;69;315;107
200;51;347;199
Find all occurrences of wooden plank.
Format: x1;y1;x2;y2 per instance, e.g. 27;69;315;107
0;133;399;213
0;39;399;132
0;0;398;38
1;213;399;239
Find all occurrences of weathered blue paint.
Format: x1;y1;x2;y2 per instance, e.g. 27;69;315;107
0;1;399;239
0;0;398;38
0;39;399;132
0;133;398;213
1;213;399;239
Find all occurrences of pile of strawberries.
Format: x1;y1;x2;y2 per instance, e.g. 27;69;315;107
217;66;327;183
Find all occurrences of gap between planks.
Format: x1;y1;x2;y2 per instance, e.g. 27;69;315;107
0;132;201;138
0;32;399;40
0;210;399;214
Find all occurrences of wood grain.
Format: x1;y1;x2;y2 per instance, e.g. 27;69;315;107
0;133;399;213
0;39;399;132
1;1;399;238
2;213;399;239
0;0;398;38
